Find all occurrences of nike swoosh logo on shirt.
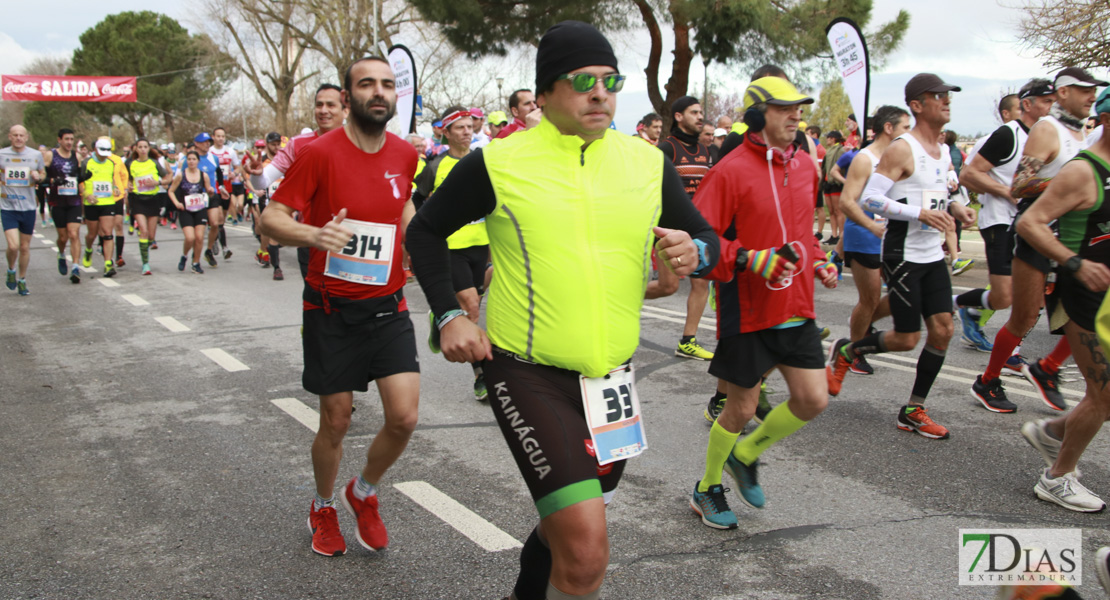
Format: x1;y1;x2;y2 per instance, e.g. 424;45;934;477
385;171;400;179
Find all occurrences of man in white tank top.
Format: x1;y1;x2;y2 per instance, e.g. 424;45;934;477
836;105;912;376
827;73;977;440
972;67;1106;415
960;78;1055;412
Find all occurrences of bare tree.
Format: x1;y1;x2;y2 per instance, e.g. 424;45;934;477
1016;0;1110;70
203;0;321;134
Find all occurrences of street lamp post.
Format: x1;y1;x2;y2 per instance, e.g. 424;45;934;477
495;77;504;106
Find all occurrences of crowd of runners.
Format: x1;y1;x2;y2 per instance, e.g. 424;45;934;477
5;18;1110;599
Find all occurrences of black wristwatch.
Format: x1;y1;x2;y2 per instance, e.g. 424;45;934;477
1063;255;1082;274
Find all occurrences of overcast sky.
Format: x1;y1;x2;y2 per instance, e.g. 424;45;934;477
2;1;1105;138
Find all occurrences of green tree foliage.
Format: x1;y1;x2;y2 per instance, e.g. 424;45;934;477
68;11;237;139
805;77;852;136
408;0;908;134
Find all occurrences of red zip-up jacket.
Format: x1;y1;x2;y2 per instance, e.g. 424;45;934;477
694;133;823;337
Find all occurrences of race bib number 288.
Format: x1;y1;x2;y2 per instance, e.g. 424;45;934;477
580;364;647;465
324;218;396;285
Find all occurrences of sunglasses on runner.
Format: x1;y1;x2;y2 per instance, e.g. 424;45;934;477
557;72;625;94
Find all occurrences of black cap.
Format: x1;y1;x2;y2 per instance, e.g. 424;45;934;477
1054;67;1109;88
904;73;961;104
670;96;699;117
1019;79;1055;99
265;131;282;143
535;21;618;93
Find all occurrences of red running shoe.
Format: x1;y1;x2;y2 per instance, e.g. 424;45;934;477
341;477;388;551
307;502;346;557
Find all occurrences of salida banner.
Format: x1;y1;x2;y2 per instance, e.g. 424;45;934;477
1;75;138;102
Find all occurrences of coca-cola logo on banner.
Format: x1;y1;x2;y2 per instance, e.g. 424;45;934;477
3;81;38;94
101;83;134;95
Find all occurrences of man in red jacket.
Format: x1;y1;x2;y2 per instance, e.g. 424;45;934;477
688;77;837;529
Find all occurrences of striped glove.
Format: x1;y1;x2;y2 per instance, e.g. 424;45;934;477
748;248;791;282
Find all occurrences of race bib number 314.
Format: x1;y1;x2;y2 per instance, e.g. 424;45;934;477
580;364;647;465
324;218;396;285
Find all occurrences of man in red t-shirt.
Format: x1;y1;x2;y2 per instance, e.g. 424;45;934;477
262;57;419;558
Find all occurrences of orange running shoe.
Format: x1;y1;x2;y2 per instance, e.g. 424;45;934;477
826;338;852;396
896;405;950;439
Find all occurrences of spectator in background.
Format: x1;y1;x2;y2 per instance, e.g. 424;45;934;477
699;123;714;149
709;128;726;164
636;112;662;145
844;113;861;148
806;125;826;160
818;130;848;243
716;115;733;131
488;111;509;139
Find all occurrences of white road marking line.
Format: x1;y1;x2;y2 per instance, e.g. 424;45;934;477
823;341;1082;399
271;397;319;432
78;265;95;273
200;348;250;372
40;238;55;245
393;481;522;552
154;316;189;332
33;233;44;238
121;294;149;306
842;357;1077;408
641;311;715;331
98;279;121;288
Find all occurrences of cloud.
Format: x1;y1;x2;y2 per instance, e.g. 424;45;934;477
0;33;41;76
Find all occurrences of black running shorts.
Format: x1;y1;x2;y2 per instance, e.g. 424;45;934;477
84;203;118;220
50;205;82;225
450;245;489;294
843;251;880;270
708;320;825;388
301;291;418;396
1056;272;1101;333
1010;204;1053;275
232;182;245;196
882;259;953;333
131;195;162;217
980;224;1014;276
483;348;627;519
178;209;208;228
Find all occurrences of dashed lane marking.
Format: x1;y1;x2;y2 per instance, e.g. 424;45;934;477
98;279;120;288
154;316;189;332
270;397;319;432
121;294;149;306
200;348;249;372
393;481;523;552
270;398;523;553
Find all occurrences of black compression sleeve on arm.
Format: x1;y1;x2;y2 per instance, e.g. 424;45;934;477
407;149;498;317
658;158;719;275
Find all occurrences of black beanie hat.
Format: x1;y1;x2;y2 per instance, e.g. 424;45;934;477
671;96;699;118
535;21;619;94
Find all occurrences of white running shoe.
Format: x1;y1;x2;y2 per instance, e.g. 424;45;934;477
1034;470;1105;513
1020;419;1062;468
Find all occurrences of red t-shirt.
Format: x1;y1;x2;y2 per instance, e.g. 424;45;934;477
272;128;418;305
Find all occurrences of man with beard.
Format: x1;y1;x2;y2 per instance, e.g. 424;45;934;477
261;57;420;557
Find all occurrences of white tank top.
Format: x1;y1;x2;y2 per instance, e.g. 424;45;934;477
1039;115;1084;179
978;121;1027;229
883;133;951;264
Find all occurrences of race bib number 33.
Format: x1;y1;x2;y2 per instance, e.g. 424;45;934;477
580;364;647;465
324;218;396;285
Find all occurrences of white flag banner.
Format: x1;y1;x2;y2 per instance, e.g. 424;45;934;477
826;18;869;125
388;45;417;135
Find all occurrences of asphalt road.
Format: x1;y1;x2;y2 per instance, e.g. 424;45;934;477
2;222;1108;600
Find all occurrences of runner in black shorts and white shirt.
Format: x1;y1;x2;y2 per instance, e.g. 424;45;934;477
837;105;912;376
827;73;977;440
970;67;1106;414
961;78;1055;411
